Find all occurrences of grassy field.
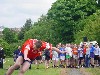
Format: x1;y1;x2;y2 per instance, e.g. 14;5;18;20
0;58;100;75
80;67;100;75
85;68;100;75
0;58;62;75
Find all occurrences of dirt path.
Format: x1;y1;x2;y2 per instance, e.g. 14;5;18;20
69;68;83;75
60;68;88;75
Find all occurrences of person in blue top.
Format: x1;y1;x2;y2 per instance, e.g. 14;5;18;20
59;44;66;68
13;46;21;62
89;43;95;68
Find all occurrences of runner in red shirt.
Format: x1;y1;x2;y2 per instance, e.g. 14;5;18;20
5;39;64;75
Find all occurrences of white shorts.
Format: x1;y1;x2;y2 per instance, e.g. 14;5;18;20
52;56;59;61
60;56;65;60
73;55;78;59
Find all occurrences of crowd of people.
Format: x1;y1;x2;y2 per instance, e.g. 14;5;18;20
28;42;100;69
51;42;100;68
13;41;100;69
2;39;100;75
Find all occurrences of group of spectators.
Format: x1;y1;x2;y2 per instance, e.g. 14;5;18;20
1;42;100;69
13;42;100;69
4;39;100;75
54;42;100;68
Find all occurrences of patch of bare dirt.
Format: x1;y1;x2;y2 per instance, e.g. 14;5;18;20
60;68;69;75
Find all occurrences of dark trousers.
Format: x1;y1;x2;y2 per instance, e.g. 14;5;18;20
0;58;3;68
85;55;90;67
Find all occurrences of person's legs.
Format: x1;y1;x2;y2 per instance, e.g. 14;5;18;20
5;56;23;75
66;59;68;67
90;52;94;67
68;58;71;67
99;57;100;66
65;55;69;67
54;60;57;67
36;60;40;69
85;55;89;67
45;60;49;69
45;60;47;68
19;61;30;75
52;60;55;67
91;58;94;67
79;58;81;67
55;59;59;67
47;60;50;68
81;58;84;67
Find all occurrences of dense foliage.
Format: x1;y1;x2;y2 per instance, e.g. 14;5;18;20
1;0;100;57
47;0;98;43
74;10;100;44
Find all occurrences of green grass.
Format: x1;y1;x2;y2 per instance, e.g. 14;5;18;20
85;67;100;75
0;58;61;75
1;58;100;75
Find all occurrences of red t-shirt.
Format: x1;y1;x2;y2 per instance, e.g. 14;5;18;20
21;39;52;60
83;47;86;54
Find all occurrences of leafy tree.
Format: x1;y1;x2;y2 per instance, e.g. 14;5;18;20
2;28;17;43
24;15;59;45
0;39;10;57
74;10;100;45
18;18;32;40
23;18;32;31
47;0;98;43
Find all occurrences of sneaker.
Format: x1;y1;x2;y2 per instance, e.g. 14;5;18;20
82;66;83;68
77;66;80;68
91;65;94;68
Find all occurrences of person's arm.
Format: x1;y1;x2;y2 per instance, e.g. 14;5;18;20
24;48;31;61
52;47;65;54
99;48;100;57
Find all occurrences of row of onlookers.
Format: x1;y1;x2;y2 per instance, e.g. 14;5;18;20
39;42;100;68
13;42;100;69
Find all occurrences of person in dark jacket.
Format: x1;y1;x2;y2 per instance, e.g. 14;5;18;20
0;45;5;69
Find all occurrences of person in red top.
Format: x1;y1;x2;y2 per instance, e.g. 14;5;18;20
5;39;64;75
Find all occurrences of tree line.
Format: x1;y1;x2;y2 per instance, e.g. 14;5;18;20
0;0;100;57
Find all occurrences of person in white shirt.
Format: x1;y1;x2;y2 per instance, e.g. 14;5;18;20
52;50;59;68
65;44;72;68
94;44;99;66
